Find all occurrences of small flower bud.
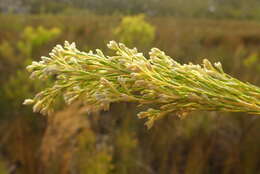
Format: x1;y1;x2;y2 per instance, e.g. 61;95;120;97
107;40;118;50
23;99;35;105
214;62;224;73
41;56;52;63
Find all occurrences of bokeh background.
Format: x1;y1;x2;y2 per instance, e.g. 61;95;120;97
0;0;260;174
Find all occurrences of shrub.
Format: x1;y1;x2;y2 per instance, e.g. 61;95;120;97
1;26;61;114
114;14;155;48
18;26;61;58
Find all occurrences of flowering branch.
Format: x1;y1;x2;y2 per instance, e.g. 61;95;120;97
24;41;260;128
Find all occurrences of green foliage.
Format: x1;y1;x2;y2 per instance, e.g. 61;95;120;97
0;25;62;174
0;25;61;83
24;41;260;128
1;70;47;114
114;15;155;48
243;53;260;71
113;130;138;174
76;127;113;174
0;26;61;114
0;41;18;70
17;26;61;58
81;151;113;174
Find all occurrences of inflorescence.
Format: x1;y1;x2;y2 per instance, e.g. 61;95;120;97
24;41;260;128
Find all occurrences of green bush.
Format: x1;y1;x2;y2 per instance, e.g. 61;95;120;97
18;26;61;58
114;14;155;48
1;26;61;113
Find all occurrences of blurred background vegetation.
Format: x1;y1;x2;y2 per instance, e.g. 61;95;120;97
0;0;260;174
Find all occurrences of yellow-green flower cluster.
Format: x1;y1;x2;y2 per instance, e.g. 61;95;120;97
24;41;260;128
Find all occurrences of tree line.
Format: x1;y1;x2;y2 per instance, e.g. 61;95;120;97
1;0;260;19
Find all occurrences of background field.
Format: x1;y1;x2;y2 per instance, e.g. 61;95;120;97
0;1;260;173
